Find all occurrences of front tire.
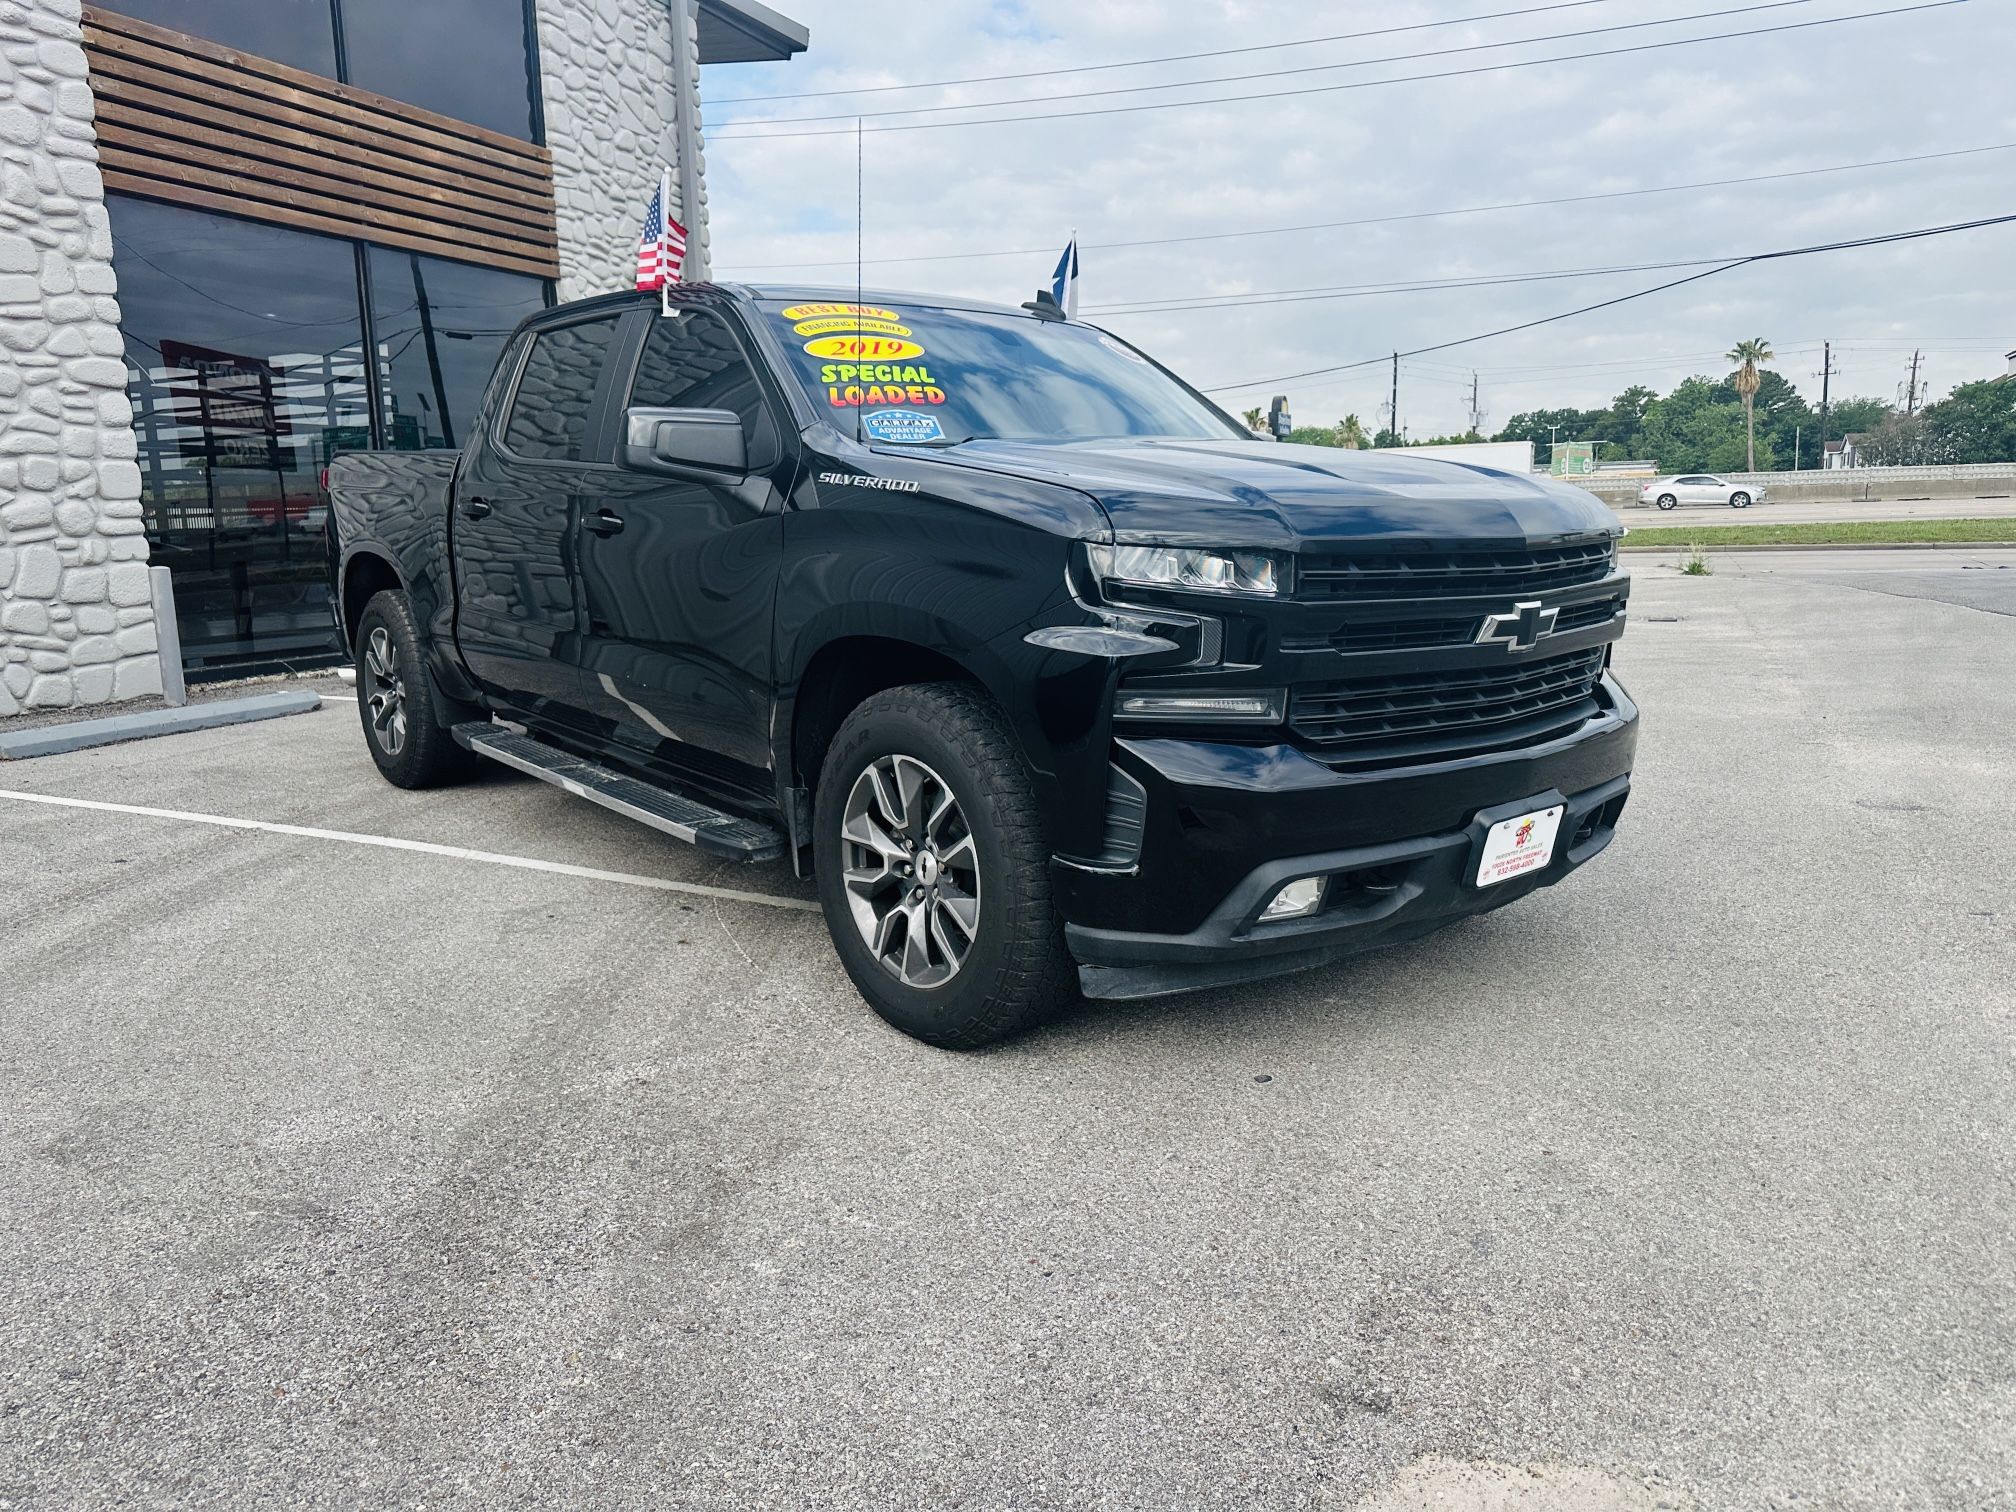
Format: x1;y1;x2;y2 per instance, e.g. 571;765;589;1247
1656;494;1678;510
814;682;1076;1049
1730;491;1752;508
355;589;473;789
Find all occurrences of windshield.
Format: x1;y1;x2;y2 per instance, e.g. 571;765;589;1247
757;299;1243;446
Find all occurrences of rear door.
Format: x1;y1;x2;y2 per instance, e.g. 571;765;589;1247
1680;475;1720;505
452;311;626;720
571;305;794;793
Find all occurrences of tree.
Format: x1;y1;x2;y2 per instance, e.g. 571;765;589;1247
1921;380;2016;464
1824;396;1892;442
1591;385;1657;460
1240;406;1265;434
1493;407;1600;463
1725;337;1774;472
1638;375;1757;473
1336;414;1370;449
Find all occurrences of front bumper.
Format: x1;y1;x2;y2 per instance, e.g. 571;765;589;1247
1055;674;1638;999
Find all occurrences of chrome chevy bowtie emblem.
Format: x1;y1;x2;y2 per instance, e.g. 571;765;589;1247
1476;600;1559;653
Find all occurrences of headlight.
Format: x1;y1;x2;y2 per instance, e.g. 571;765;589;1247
1088;543;1283;596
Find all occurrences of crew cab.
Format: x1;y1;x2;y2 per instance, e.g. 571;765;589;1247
325;285;1638;1048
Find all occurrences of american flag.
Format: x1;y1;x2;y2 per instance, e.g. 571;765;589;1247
635;173;687;291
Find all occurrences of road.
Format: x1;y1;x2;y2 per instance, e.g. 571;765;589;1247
1;548;2011;1510
1611;491;2016;529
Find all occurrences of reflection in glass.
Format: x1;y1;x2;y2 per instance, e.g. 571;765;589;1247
367;249;546;451
340;0;538;139
110;196;368;668
92;0;339;75
503;318;624;462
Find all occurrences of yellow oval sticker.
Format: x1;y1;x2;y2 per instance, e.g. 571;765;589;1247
793;316;913;338
782;302;898;322
803;334;926;361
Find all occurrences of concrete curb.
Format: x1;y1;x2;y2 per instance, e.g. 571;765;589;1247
0;690;323;760
1621;540;2016;554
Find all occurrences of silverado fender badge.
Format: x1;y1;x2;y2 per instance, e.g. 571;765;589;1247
816;471;921;494
1476;599;1559;652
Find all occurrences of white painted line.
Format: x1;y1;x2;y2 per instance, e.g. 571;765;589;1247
0;788;820;912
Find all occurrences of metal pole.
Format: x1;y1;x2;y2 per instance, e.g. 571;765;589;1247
148;565;187;708
670;0;709;282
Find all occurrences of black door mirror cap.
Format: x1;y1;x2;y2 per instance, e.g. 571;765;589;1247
620;405;748;480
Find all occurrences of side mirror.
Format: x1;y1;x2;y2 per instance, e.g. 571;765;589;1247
619;406;746;479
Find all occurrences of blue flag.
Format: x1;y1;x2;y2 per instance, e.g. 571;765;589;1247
1051;237;1079;318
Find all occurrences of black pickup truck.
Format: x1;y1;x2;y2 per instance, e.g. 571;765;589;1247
325;284;1637;1048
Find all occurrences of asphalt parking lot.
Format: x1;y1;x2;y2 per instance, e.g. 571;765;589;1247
3;547;2012;1510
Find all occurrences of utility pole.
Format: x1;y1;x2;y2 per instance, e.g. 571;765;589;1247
1816;340;1836;469
1389;352;1400;444
1905;349;1923;415
1468;370;1484;437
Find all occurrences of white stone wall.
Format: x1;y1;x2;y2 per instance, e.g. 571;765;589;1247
535;0;711;303
0;0;157;716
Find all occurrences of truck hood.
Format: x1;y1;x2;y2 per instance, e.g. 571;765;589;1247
903;436;1618;549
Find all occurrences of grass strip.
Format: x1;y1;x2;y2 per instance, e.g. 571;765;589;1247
1620;518;2016;548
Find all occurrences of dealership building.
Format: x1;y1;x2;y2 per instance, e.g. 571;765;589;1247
0;0;805;716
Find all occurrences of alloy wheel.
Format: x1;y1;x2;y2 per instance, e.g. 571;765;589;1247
840;753;981;988
362;625;409;757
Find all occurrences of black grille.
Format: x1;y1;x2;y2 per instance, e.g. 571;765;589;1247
1290;646;1605;754
1297;537;1616;600
1553;597;1626;634
1282;615;1479;654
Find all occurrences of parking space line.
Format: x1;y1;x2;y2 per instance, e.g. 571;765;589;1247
0;788;820;912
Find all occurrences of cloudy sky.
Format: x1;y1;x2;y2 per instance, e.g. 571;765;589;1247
697;0;2012;438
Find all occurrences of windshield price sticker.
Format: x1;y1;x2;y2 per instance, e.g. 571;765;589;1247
794;315;912;338
1475;805;1565;888
782;302;898;322
822;362;948;409
804;334;926;362
862;409;945;444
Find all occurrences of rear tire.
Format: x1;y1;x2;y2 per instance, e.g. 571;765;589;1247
814;682;1077;1049
1730;491;1751;508
355;589;474;790
1656;494;1678;510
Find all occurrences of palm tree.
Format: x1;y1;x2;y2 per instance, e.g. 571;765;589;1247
1726;337;1774;471
1336;414;1370;449
1241;406;1266;434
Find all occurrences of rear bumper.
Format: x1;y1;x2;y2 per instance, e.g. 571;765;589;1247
1055;674;1638;999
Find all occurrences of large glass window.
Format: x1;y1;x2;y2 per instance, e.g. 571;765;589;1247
340;0;539;139
93;0;340;76
367;249;546;451
112;197;372;669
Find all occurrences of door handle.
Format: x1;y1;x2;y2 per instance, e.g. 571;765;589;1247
459;496;493;520
583;508;625;537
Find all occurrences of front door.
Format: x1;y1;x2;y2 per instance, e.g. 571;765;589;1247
451;312;626;720
573;307;793;794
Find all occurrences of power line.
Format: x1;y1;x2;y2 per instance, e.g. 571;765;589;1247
711;0;1618;103
718;0;1821;128
710;2;1966;140
1200;211;2016;393
721;140;2016;271
1086;256;1735;316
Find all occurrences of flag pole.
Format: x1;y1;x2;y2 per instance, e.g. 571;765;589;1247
660;164;674;317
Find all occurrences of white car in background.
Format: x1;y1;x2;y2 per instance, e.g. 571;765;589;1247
1640;474;1764;510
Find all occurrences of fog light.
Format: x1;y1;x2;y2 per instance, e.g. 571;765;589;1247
1260;876;1326;921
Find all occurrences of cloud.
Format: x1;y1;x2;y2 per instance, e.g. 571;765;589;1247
702;0;2014;434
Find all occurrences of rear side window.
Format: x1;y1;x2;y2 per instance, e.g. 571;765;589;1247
503;316;623;461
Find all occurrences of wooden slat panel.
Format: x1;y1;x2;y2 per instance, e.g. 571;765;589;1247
86;54;549;202
83;5;549;167
92;110;556;236
80;5;559;282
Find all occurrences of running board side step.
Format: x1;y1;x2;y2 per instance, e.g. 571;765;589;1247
452;723;787;863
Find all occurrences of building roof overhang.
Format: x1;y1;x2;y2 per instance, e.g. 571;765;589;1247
697;0;809;63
